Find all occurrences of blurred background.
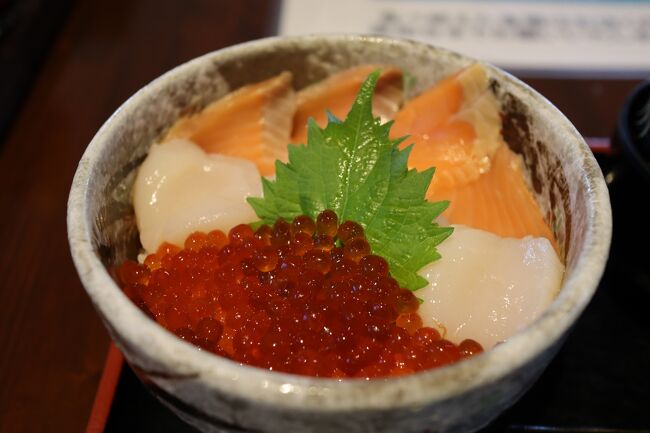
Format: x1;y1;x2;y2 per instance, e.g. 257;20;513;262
0;1;648;432
281;0;650;76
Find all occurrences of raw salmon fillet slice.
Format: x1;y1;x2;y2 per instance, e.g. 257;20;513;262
163;72;296;176
428;145;557;248
392;63;502;192
291;65;403;144
394;63;556;247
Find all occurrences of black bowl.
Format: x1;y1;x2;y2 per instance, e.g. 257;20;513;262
608;79;650;295
616;79;650;185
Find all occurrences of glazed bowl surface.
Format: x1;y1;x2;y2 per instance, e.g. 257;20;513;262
67;35;611;433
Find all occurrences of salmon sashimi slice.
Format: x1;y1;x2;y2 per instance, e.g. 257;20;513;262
392;63;502;192
163;71;296;176
291;65;403;144
428;145;557;249
395;63;556;247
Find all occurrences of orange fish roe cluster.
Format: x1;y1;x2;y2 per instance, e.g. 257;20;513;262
117;210;483;378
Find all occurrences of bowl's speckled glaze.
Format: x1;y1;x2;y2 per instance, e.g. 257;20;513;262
67;35;611;433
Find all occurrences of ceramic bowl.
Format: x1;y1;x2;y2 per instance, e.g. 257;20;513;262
68;35;611;433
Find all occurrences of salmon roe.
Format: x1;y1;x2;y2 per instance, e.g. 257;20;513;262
117;210;483;378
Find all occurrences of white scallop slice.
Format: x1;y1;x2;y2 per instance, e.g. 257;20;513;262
133;139;262;252
418;225;564;349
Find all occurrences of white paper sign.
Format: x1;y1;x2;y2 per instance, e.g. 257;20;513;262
279;0;650;77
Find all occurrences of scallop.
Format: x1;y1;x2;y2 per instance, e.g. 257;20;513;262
133;139;262;252
418;225;564;348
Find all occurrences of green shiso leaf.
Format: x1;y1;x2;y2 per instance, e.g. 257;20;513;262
247;70;453;290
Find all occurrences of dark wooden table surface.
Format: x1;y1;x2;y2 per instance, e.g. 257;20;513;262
0;1;643;432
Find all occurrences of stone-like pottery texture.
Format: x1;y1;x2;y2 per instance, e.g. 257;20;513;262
68;35;612;433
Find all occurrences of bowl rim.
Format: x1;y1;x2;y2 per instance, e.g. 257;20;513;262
67;34;612;412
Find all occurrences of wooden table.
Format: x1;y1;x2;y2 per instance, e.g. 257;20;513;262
0;1;642;432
